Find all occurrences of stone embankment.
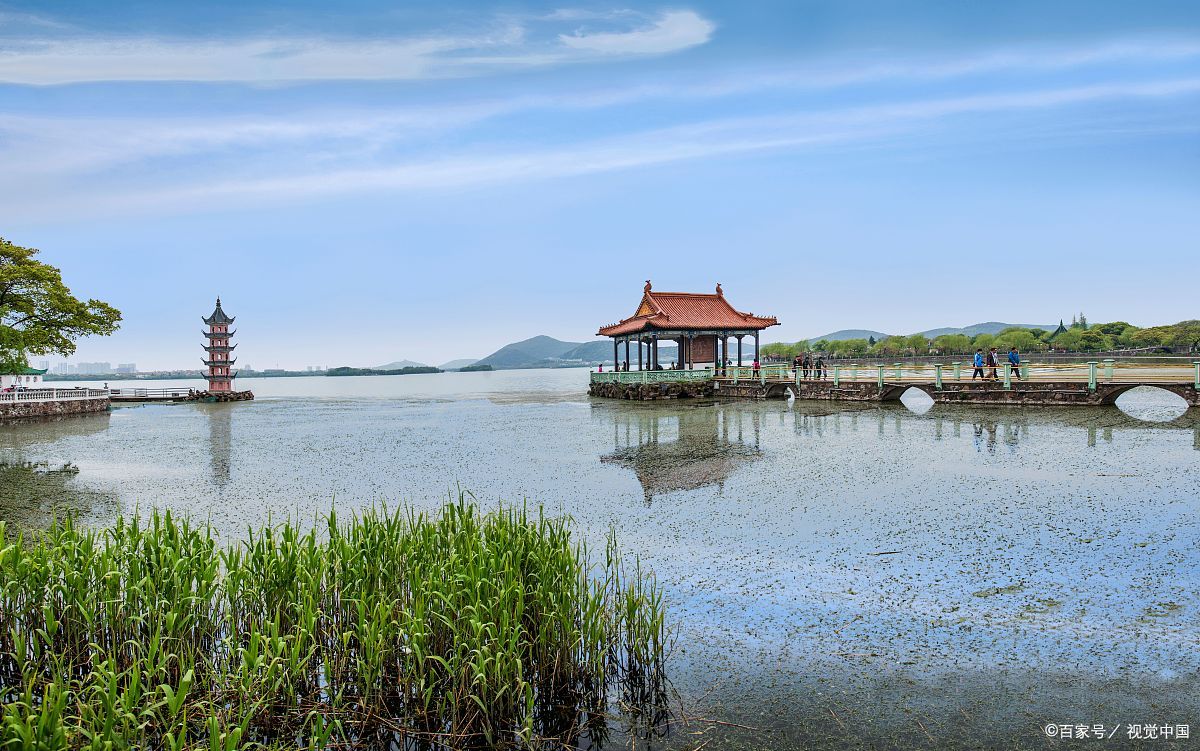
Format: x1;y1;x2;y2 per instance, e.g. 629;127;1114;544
588;380;713;400
0;395;109;420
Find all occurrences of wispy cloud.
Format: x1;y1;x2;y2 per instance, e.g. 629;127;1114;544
7;76;1195;220
0;9;714;84
558;10;713;55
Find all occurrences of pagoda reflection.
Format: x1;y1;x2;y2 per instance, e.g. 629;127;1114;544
601;404;763;505
202;403;233;489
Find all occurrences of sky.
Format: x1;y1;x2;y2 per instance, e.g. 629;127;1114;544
2;1;1198;370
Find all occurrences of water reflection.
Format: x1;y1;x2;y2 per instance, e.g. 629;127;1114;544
0;414;120;532
600;403;764;504
202;404;233;489
786;399;1200;451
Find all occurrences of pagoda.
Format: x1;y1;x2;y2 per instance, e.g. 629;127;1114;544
202;297;238;392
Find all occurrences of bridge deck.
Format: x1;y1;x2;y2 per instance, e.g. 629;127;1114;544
590;361;1200;406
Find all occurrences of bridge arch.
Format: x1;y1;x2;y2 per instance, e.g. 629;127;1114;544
1098;383;1195;406
765;382;797;399
1106;384;1192;422
879;384;935;402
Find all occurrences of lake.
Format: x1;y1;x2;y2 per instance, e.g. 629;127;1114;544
3;369;1197;749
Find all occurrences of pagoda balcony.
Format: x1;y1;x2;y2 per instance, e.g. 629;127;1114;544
203;358;237;367
202;329;236;339
203;344;237;353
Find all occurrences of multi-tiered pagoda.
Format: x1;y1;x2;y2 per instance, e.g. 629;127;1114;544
202;297;237;393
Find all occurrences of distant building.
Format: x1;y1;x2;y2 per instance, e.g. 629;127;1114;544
115;363;137;374
202;297;238;393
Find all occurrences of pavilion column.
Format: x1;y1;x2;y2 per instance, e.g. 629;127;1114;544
687;335;694;369
638;338;643;370
737;335;743;367
613;339;619;371
754;331;760;362
652;335;658;369
624;339;630;370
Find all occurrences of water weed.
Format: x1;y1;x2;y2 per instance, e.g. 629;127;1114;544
0;493;668;749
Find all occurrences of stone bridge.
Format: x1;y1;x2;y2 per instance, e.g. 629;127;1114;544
792;380;1200;407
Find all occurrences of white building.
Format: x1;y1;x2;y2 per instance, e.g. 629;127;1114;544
0;367;47;388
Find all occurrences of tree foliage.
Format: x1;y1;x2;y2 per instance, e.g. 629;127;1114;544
0;237;121;371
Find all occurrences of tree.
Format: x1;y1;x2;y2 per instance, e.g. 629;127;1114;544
0;237;121;371
868;335;876;346
1094;321;1134;337
1051;328;1083;351
972;333;996;351
904;333;929;355
812;339;831;352
933;333;971;353
995;330;1042;353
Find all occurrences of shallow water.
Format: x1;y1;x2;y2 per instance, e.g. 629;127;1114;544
3;370;1198;749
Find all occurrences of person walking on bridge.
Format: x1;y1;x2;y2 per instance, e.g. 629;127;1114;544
986;348;1000;381
972;349;986;380
1007;347;1021;380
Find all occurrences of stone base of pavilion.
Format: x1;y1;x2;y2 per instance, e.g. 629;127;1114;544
589;379;715;401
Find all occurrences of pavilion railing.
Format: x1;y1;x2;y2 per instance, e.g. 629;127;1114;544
591;368;714;385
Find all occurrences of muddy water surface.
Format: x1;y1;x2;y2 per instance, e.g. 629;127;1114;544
1;370;1197;749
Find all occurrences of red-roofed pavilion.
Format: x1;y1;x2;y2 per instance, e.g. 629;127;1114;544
597;281;779;371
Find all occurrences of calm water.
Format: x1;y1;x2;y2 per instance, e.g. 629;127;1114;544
3;370;1198;749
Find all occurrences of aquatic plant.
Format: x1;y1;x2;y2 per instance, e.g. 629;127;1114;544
0;494;668;749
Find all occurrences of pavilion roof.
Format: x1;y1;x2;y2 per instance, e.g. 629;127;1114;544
597;281;778;337
203;297;235;326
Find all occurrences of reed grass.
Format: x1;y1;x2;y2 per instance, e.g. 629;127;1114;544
0;493;668;749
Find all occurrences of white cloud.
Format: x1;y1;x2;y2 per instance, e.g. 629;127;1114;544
558;10;714;55
0;8;716;85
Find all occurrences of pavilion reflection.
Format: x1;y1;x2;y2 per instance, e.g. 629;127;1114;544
600;403;765;505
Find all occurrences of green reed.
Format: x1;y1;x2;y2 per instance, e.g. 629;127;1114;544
0;494;668;750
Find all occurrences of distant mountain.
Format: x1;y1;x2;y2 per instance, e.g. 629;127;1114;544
475;336;582;370
919;322;1057;338
802;322;1056;343
374;359;429;370
806;329;890;342
439;358;479;370
475;335;678;370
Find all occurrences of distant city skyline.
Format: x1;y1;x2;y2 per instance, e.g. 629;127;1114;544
3;1;1198;369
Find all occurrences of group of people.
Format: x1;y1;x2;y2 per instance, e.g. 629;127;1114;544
792;353;828;380
972;347;1022;381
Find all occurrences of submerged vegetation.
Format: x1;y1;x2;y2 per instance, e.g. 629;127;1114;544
0;497;668;749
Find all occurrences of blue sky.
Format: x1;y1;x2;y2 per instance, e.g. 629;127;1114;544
2;1;1198;369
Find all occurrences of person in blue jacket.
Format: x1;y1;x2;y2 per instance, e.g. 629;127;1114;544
972;349;986;380
1008;347;1021;380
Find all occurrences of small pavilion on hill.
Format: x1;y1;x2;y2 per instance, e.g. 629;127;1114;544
597;281;779;371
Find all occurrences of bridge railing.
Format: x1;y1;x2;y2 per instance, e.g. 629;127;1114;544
109;388;196;398
593;361;1200;390
0;388;109;403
